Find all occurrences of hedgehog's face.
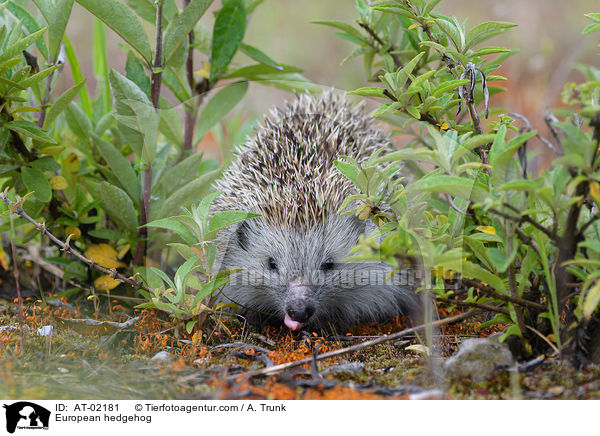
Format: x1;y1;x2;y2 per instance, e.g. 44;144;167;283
220;213;381;330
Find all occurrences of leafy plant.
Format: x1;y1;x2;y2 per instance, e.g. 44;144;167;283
327;0;600;363
137;193;259;336
0;0;311;331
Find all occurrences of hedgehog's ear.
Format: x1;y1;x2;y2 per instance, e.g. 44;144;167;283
236;221;250;251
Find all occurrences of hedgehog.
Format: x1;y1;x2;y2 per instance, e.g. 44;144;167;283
212;92;418;332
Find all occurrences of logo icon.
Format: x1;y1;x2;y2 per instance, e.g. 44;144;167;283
2;402;50;434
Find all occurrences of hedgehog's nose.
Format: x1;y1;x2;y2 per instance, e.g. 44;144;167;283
286;303;315;324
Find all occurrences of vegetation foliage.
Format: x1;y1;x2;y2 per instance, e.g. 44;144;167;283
0;0;599;370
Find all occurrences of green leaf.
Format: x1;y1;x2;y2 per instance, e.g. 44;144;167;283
408;172;488;202
145;218;197;245
97;181;138;232
195;81;248;143
125;0;179;24
208;210;260;235
92;133;141;206
109;69;158;162
163;0;214;67
460;261;506;293
432;79;469;97
348;87;386;98
174;254;202;300
6;1;49;60
223;63;301;79
0;27;47;65
210;0;247;81
157;170;219;219
75;0;152;63
583;280;600;321
48;0;75;61
239;43;282;70
32;0;53;24
312;20;365;41
153;152;209;197
21;166;52;203
64;36;92;117
125;52;151;97
43;80;86;129
6;120;57;144
19;64;61;89
465;21;517;51
583;23;600;35
64;102;93;141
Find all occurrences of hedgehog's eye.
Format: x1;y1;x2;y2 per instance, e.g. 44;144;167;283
267;257;278;271
321;258;335;271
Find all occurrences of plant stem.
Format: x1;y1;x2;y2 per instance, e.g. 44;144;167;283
37;72;54;128
9;215;25;351
134;0;164;266
183;0;197;154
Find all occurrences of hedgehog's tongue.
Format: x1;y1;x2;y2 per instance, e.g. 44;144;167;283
284;314;303;331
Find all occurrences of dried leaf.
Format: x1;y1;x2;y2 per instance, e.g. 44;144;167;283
85;243;126;269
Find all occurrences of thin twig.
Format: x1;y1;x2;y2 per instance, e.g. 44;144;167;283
525;325;561;357
244;310;482;377
0;191;152;292
358;21;403;69
488;205;555;239
9;217;25;350
436;297;509;315
460;277;545;310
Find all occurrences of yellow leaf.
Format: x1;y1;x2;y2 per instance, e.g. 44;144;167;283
63;153;80;173
13;106;42;113
408;23;420;30
49;176;68;190
85;244;126;269
94;275;121;291
590;182;600;206
476;225;496;235
195;61;210;79
192;330;203;345
65;226;81;240
117;244;130;260
40;145;65;155
0;245;8;270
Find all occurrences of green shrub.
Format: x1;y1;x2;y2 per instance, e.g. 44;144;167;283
0;0;312;332
323;0;600;363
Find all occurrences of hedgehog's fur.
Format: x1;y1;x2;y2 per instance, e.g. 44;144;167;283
212;92;417;331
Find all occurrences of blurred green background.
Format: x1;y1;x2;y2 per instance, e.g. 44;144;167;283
54;1;600;160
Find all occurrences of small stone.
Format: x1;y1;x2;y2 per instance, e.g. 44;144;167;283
409;389;444;400
322;362;365;375
444;336;515;383
151;350;172;362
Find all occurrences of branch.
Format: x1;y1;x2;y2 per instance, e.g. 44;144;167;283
358;21;403;69
436;296;509;315
460;277;546;311
135;0;164;265
182;0;196;153
1;191;152;292
243;310;482;377
382;89;442;129
488;204;555;240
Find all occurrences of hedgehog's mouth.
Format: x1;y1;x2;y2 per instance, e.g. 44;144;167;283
283;313;304;331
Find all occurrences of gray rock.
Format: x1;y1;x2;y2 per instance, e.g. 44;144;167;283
444;336;515;383
321;361;365;376
150;350;172;362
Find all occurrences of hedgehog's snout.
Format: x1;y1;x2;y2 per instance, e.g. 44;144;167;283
284;283;315;331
